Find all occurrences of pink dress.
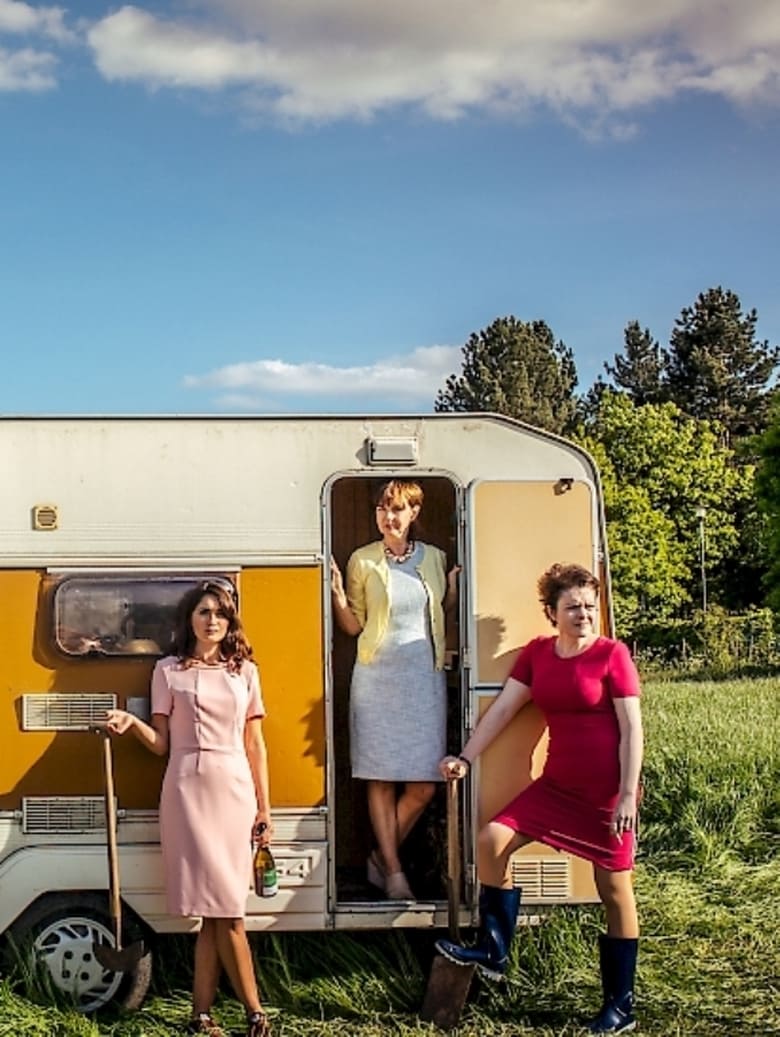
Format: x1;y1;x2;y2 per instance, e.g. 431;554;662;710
492;636;640;871
151;656;265;917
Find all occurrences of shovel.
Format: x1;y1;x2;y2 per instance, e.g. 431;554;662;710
91;727;146;972
420;776;475;1030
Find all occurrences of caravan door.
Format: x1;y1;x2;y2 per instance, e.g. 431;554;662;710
466;477;604;907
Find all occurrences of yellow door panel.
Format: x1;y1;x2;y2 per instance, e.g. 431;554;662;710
472;480;596;684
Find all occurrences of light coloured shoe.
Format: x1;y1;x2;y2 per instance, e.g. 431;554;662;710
385;870;414;900
186;1014;225;1036
367;851;386;892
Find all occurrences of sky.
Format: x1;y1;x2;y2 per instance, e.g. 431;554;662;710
2;0;779;415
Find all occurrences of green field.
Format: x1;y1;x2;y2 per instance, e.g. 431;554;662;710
2;677;778;1036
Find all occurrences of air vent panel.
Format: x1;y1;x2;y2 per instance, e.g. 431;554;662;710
23;796;108;834
32;504;59;530
22;693;117;731
510;857;571;900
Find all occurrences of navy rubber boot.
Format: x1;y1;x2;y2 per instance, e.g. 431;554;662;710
435;885;521;981
587;934;638;1034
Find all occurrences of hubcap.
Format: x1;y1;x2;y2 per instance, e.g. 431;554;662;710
32;914;124;1012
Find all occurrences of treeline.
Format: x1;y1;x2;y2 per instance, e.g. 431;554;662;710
434;287;780;656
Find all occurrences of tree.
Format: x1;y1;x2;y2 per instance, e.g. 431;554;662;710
604;321;666;405
435;316;578;436
754;403;780;610
576;392;753;635
665;287;779;444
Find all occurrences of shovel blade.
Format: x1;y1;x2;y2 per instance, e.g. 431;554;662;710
93;939;145;972
420;954;475;1030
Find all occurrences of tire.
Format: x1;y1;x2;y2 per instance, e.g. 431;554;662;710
5;892;153;1013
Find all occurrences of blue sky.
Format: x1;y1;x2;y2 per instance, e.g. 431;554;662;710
2;0;779;414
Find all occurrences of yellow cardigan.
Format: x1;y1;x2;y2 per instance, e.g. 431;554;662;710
345;541;448;670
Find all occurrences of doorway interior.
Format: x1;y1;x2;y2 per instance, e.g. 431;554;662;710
329;474;462;904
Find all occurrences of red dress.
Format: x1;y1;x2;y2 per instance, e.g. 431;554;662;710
491;636;640;871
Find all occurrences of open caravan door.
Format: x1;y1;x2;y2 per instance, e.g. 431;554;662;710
465;476;609;910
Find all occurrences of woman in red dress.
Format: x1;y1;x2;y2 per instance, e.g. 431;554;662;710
437;563;643;1036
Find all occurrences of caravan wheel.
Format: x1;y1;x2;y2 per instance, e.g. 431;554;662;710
7;893;152;1013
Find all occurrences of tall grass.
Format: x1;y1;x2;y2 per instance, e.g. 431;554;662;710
1;677;778;1035
640;676;778;868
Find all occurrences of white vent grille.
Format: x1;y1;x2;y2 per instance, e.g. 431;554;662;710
510;857;571;901
22;693;117;731
23;796;108;834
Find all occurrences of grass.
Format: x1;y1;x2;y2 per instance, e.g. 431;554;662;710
1;676;778;1035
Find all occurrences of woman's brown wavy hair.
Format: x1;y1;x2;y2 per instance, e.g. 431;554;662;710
172;580;253;672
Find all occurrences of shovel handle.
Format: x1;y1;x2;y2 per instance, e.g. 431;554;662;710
101;731;123;949
446;776;461;940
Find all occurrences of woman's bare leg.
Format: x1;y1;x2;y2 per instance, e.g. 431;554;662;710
396;781;435;847
192;918;221;1017
367;779;403;874
214;918;262;1015
477;821;533;887
593;867;639;937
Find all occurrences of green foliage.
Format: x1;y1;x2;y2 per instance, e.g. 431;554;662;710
755;402;780;610
604;321;666;405
576;392;752;635
435;316;579;436
632;606;779;677
665;286;779;444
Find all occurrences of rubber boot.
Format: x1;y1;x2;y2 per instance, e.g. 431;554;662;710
587;934;638;1034
435;884;521;981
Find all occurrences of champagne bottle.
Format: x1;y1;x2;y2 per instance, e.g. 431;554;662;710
253;840;278;897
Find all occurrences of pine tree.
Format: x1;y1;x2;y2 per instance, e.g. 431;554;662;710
604;321;666;405
434;316;578;436
665;287;779;444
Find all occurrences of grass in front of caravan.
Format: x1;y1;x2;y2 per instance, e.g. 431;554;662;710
1;677;778;1036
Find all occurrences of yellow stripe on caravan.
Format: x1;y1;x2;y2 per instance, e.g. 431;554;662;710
0;567;325;812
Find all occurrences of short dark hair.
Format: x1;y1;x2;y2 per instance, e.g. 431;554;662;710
538;563;599;626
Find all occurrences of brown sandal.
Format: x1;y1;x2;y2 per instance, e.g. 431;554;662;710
246;1010;272;1037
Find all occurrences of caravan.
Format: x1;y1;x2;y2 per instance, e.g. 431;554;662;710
0;413;611;1010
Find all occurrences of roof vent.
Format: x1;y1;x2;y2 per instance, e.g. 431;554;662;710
366;437;418;465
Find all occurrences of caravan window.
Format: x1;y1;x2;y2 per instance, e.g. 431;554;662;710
53;575;237;657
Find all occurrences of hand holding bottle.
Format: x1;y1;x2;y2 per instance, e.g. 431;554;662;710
253;822;278;897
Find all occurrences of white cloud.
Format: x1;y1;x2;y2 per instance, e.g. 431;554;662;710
0;1;74;92
0;43;56;89
0;0;72;41
84;1;780;127
183;344;462;410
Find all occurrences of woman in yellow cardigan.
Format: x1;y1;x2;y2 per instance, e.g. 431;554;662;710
331;480;458;900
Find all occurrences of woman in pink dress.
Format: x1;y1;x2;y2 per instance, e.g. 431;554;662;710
106;581;273;1037
436;563;643;1036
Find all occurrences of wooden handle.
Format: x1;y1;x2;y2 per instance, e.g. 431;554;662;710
446;776;460;940
102;732;123;949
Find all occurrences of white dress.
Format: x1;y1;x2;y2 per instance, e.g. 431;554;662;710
350;545;446;782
